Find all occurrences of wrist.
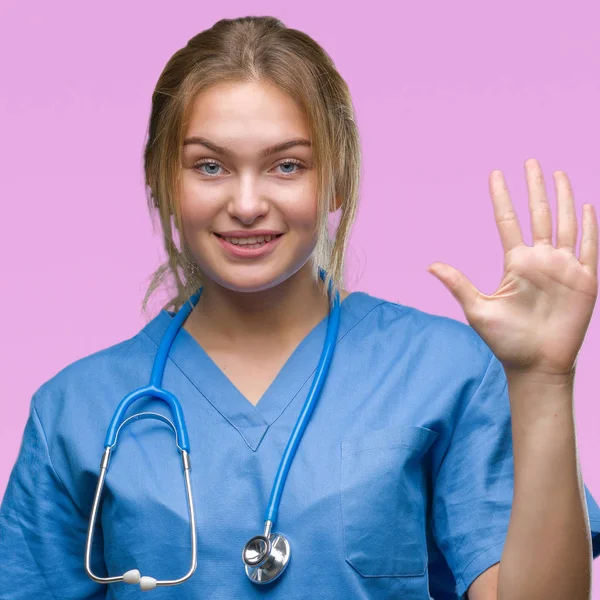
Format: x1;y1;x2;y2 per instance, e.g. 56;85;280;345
504;366;575;388
504;368;575;427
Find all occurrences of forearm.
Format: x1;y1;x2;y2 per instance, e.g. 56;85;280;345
497;370;592;600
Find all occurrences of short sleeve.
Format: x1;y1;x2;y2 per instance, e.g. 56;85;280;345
431;350;600;599
0;393;107;599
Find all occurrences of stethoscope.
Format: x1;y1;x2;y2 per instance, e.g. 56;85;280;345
85;269;341;591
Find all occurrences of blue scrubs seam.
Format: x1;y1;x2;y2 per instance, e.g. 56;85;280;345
455;539;504;595
31;396;80;514
431;349;495;483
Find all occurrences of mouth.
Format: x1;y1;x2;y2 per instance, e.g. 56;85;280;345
213;233;284;249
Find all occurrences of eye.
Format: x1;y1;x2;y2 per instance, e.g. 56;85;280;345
274;159;305;175
192;158;305;178
193;160;223;177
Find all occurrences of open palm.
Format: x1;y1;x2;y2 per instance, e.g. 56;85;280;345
428;158;598;377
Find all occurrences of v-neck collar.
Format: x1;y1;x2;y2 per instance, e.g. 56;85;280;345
141;291;381;451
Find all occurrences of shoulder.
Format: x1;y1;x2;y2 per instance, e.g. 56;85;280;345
345;291;499;422
349;291;493;370
31;313;164;430
340;292;503;439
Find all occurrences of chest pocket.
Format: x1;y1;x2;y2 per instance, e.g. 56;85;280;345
340;425;439;578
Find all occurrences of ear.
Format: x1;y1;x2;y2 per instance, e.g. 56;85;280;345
330;194;343;212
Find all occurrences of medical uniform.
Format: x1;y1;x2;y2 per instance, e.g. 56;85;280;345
1;291;599;599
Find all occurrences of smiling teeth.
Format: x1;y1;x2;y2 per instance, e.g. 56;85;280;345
223;235;274;245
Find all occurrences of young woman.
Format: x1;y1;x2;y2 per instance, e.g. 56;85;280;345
1;15;599;600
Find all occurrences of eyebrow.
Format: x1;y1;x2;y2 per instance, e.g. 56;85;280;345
182;136;312;158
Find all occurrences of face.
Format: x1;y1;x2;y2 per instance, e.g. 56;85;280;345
179;79;319;293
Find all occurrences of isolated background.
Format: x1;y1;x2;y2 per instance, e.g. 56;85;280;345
1;0;599;594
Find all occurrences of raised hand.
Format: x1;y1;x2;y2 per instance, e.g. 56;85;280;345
427;158;598;378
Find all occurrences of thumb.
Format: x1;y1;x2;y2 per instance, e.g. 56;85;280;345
426;262;479;312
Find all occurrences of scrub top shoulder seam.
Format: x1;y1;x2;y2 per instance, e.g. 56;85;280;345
30;395;81;516
335;298;389;344
431;349;495;483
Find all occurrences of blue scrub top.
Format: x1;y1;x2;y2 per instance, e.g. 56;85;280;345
1;291;599;599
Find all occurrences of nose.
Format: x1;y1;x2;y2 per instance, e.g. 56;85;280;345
227;178;270;225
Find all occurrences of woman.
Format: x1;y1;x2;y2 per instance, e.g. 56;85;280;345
0;15;599;600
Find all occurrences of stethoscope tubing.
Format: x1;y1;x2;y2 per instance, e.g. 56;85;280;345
86;269;340;589
264;283;340;524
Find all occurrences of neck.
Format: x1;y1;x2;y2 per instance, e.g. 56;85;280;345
185;264;341;347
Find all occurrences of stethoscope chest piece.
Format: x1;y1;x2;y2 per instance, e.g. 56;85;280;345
243;533;290;584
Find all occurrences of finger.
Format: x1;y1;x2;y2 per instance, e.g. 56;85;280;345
554;170;577;254
578;204;598;275
489;169;524;254
525;158;553;245
427;262;480;314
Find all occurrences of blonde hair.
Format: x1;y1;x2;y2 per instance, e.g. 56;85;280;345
142;16;361;314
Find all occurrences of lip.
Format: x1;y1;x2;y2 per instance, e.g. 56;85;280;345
214;232;283;259
214;229;284;237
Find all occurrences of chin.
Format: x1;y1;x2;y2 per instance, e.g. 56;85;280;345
200;267;282;294
204;261;309;295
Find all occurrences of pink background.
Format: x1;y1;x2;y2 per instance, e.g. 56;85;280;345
1;0;599;594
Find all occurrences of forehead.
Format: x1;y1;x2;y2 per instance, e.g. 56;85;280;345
184;80;309;140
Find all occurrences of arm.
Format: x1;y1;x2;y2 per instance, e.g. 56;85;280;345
497;372;590;599
431;349;600;600
467;372;592;600
0;395;107;599
427;160;599;599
